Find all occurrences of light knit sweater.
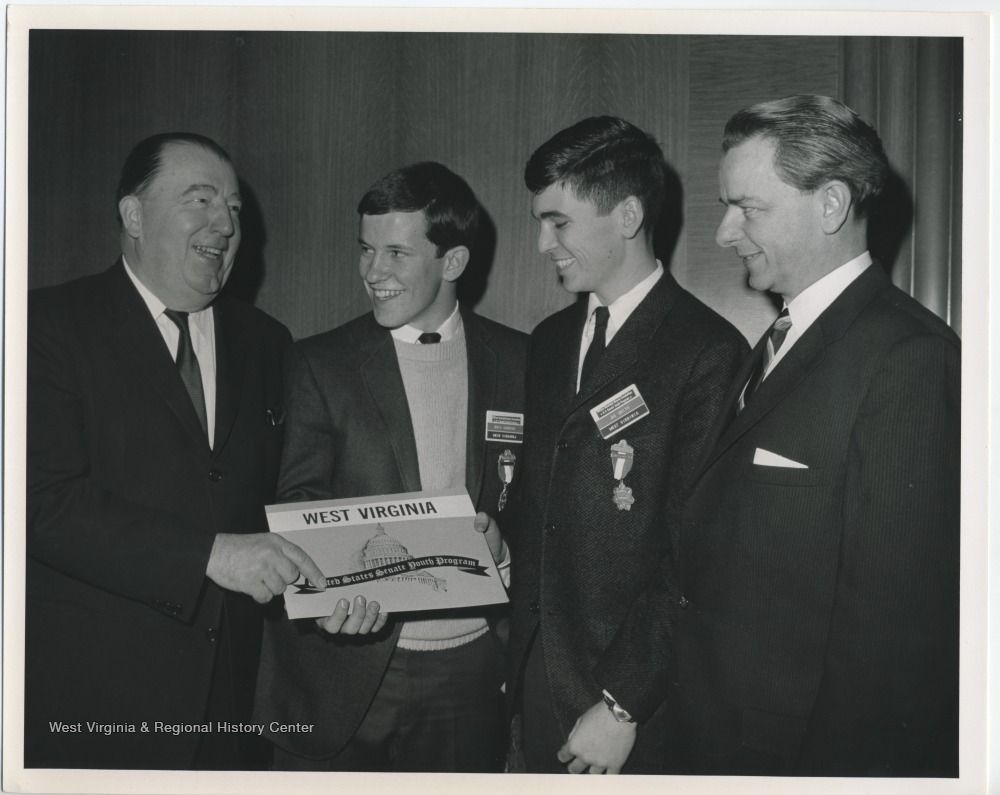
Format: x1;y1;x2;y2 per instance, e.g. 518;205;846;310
393;327;488;650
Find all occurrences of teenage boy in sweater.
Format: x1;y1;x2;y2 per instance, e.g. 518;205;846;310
254;162;527;772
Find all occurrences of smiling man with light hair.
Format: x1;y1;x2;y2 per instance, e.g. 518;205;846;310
663;94;960;777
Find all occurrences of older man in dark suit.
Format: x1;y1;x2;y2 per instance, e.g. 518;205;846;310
26;133;324;770
507;116;748;774
664;95;960;776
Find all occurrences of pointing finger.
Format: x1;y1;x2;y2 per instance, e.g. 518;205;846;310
280;540;326;590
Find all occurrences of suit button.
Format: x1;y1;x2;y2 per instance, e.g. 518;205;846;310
208;469;223;482
529;601;540;615
544;523;555;534
205;628;219;642
679;596;690;609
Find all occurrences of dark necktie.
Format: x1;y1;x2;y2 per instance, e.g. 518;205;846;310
580;305;610;388
418;332;441;344
164;309;209;438
739;308;792;413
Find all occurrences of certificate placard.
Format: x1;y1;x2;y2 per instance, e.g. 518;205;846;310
265;487;507;620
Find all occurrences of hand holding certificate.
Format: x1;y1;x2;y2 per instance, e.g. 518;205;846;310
265;487;509;620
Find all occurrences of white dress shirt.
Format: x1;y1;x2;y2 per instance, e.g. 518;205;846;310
577;262;664;392
123;257;218;446
763;251;872;380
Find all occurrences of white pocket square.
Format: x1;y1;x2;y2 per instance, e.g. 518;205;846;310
753;448;808;468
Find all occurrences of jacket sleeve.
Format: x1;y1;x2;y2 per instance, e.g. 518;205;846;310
27;298;215;622
592;328;749;722
275;344;338;502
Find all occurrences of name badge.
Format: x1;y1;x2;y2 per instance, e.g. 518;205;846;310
589;384;650;440
486;410;524;444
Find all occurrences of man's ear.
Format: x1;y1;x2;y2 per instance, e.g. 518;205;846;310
441;246;470;283
818;181;852;235
618;196;645;240
119;195;143;239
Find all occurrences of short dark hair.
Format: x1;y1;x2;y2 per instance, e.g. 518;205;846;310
116;132;233;225
524;116;667;232
357;162;480;257
722;94;889;220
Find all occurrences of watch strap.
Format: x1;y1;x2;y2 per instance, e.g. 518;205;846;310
601;690;635;723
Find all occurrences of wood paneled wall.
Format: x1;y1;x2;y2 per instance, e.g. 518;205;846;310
28;31;962;342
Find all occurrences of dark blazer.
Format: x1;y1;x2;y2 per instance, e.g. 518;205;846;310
253;307;527;760
665;264;960;776
25;261;291;769
507;271;748;773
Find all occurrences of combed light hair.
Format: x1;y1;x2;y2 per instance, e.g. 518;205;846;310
723;95;889;219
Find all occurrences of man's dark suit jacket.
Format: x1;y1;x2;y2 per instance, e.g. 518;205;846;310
665;264;960;776
26;261;291;769
253;307;527;760
508;271;748;773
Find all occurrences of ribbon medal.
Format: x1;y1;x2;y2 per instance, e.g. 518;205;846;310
497;449;516;511
610;440;635;511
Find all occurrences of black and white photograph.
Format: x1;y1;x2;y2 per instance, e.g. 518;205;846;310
3;5;992;795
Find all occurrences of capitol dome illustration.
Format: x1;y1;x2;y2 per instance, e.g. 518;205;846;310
362;524;447;592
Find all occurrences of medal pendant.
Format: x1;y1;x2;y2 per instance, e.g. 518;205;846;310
610;440;634;481
613;481;635;511
497;449;516;512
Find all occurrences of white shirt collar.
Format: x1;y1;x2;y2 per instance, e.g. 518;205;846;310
122;256;214;329
586;261;664;343
389;302;462;344
761;251;872;381
123;256;166;317
785;251;872;332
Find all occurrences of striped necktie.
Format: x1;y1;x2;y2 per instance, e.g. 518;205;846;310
738;308;792;413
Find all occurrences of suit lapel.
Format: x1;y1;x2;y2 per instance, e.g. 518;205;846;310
462;309;496;507
211;298;246;457
693;333;767;471
356;316;422;493
695;263;890;479
711;327;826;456
570;271;679;414
104;261;211;451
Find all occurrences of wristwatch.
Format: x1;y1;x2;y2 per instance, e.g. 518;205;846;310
601;691;635;723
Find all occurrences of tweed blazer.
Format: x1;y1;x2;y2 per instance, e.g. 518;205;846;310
254;307;527;759
507;271;748;773
665;264;961;776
